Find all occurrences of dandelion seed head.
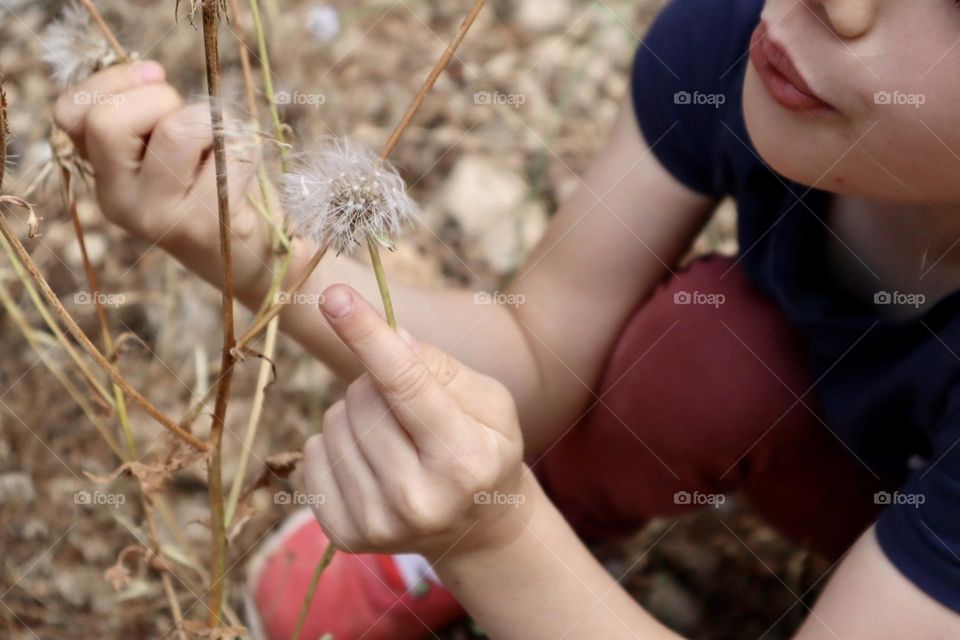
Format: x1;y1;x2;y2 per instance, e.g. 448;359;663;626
282;138;417;254
42;2;124;87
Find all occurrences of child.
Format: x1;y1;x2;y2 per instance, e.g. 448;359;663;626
54;0;960;637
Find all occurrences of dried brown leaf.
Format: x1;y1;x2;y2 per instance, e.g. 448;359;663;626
84;448;209;498
0;196;43;239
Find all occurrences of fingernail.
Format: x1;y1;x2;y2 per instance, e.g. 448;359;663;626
135;61;165;83
321;287;352;318
397;328;421;353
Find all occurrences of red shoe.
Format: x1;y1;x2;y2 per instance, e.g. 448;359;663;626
245;509;465;640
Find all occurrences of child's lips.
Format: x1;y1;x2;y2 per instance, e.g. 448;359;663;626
749;21;836;114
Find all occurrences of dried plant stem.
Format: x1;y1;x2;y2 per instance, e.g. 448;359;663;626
56;161;137;458
246;0;287;167
379;0;487;161
222;0;288;528
0;232;114;407
0;278;125;457
223;312;277;526
290;542;336;640
0;70;7;192
201;2;236;625
0;214;207;450
78;0;130;62
232;238;330;357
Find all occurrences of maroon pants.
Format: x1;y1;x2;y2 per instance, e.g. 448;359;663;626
534;256;894;561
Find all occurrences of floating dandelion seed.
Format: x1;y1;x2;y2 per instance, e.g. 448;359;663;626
282;138;418;255
41;1;125;87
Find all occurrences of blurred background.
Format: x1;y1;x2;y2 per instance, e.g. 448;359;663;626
0;1;821;638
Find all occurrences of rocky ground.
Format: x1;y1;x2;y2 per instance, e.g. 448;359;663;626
0;1;826;638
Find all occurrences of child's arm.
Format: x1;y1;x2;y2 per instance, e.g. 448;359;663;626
55;62;715;450
308;288;960;640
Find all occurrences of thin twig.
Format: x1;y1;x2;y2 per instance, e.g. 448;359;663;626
78;0;130;62
0;69;8;192
290;542;336;640
246;0;288;169
54;151;137;458
0;213;208;450
200;0;235;625
223;0;287;528
379;0;487;162
0;278;125;457
231;237;330;358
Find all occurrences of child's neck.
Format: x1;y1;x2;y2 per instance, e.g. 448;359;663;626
827;195;960;318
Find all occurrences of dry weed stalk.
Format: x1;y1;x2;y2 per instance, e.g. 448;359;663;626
199;0;236;625
52;136;137;459
0;211;208;449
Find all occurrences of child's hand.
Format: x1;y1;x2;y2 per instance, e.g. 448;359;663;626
304;285;530;561
53;61;272;295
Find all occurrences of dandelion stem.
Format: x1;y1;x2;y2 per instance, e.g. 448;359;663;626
77;0;129;62
201;0;236;625
366;238;396;330
291;542;336;640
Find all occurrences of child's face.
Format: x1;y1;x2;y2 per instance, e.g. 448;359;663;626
743;0;960;206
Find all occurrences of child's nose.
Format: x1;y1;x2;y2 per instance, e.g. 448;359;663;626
810;0;879;38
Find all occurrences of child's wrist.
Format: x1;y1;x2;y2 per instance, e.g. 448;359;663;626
430;470;545;567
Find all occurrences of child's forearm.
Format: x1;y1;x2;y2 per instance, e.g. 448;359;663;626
434;478;682;640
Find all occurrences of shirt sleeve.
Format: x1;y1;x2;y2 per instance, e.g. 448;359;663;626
875;397;960;614
630;0;760;198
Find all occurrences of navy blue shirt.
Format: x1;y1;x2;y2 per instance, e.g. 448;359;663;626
631;0;960;614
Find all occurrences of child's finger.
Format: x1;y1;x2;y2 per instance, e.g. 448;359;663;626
416;342;518;433
320;285;464;446
343;374;420;482
139;103;213;193
303;433;358;550
85;83;183;202
323;402;399;546
54;61;166;151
